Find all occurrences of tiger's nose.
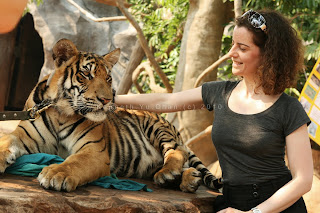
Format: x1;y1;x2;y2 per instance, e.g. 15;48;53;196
98;97;112;105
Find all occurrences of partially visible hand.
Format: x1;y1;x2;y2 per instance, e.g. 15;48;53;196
217;207;251;213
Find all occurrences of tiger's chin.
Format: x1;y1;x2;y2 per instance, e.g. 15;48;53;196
84;111;107;122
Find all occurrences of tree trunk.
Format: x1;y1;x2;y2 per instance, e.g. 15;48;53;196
116;40;145;95
234;0;242;18
168;0;233;142
0;29;17;111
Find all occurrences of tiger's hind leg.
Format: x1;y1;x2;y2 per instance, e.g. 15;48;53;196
187;150;223;192
149;116;190;190
153;146;188;187
180;167;202;193
153;146;203;193
145;113;204;192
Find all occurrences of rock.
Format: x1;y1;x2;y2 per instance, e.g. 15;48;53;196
28;0;137;89
0;174;218;212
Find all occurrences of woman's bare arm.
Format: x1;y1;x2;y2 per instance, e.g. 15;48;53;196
249;124;313;213
114;86;204;113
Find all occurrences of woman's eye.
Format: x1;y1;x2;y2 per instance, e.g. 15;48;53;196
239;46;246;51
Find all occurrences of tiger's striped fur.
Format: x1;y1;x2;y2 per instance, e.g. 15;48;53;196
0;39;221;192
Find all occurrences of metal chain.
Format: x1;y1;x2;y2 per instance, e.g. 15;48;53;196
28;99;54;121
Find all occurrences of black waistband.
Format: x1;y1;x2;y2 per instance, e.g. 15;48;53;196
216;174;306;212
223;174;292;194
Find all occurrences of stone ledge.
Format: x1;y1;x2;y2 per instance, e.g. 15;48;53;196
0;174;219;213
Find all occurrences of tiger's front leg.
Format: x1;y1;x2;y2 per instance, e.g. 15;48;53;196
37;142;110;192
0;134;28;173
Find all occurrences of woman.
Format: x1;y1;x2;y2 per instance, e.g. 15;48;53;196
115;10;313;213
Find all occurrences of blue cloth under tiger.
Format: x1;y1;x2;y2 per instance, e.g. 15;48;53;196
5;153;152;192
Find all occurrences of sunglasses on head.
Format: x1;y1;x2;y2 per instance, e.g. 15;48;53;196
241;9;267;32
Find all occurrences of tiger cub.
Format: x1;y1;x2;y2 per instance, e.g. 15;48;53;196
0;39;220;192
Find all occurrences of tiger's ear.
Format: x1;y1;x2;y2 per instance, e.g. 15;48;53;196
52;39;78;67
103;48;120;68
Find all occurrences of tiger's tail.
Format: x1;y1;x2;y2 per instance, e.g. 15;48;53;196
187;149;223;190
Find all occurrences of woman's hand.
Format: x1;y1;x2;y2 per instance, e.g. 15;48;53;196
217;208;251;213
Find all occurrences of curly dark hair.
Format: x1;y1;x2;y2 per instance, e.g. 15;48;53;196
236;10;304;95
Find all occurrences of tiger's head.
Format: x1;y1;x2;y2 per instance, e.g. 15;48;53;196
46;39;120;122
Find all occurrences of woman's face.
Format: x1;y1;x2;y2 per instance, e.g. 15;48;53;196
228;26;261;79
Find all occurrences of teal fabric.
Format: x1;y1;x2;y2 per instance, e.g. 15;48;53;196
5;153;64;176
5;153;152;192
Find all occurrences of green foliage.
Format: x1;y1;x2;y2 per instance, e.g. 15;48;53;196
218;35;234;80
30;0;43;5
132;48;180;93
128;0;189;92
24;0;43;14
129;0;188;56
285;87;301;98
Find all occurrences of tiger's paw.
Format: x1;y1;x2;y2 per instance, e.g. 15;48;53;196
153;167;182;186
179;168;201;193
0;135;20;173
0;147;17;173
37;164;80;192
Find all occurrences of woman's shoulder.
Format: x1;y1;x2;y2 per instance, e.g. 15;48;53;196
202;80;239;91
277;93;311;136
279;93;302;106
201;80;239;108
277;93;307;115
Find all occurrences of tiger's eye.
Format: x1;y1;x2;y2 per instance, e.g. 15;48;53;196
77;74;85;83
80;66;90;72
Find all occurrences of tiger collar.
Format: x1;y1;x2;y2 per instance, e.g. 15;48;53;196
0;89;116;121
0;99;54;121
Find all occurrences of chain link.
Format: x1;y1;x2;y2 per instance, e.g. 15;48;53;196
27;99;53;121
